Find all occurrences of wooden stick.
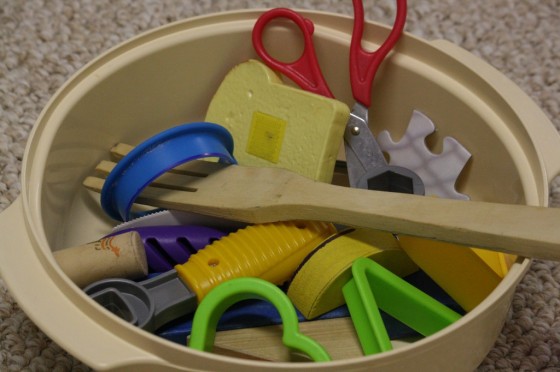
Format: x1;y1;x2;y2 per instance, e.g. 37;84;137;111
84;160;560;261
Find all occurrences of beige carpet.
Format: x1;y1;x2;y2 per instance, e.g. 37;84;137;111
1;0;559;370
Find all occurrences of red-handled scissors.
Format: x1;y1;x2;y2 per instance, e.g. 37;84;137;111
252;1;424;195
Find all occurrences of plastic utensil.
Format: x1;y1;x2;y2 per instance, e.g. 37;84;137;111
107;144;248;234
84;220;336;331
105;225;229;272
342;257;462;355
252;2;424;195
188;277;331;362
100;122;236;222
84;160;560;261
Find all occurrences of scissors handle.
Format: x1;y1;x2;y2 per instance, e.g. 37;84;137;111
350;0;407;107
252;8;334;98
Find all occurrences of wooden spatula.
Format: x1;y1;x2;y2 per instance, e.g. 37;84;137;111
84;155;560;261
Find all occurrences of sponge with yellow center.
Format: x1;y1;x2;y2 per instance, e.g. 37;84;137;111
205;59;350;183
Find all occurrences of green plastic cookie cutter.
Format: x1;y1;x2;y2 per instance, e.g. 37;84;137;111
343;258;462;355
188;277;331;362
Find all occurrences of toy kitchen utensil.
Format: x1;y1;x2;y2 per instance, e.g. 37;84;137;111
342;258;461;355
108;144;248;235
85;159;560;260
105;225;229;273
189;277;331;362
253;2;424;195
84;220;336;332
99;122;236;222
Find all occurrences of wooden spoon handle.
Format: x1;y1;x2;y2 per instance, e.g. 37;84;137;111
285;181;560;260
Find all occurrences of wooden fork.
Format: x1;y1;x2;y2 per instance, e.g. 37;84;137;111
84;145;560;261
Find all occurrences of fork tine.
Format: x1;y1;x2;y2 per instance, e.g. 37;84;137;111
83;176;106;193
110;143;134;160
95;160;116;176
85;156;270;223
91;152;232;189
83;173;254;221
83;175;199;203
176;159;231;175
110;142;230;177
84;153;236;201
87;161;208;192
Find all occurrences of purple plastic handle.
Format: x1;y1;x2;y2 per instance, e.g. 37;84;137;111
106;225;229;272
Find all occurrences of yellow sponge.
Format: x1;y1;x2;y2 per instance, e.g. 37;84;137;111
205;60;350;183
287;228;418;320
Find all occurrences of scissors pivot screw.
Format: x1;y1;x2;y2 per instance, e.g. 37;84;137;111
350;126;361;135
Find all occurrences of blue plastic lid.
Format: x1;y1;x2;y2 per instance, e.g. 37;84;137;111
101;122;236;221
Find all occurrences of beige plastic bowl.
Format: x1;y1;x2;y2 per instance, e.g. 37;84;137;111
1;9;559;371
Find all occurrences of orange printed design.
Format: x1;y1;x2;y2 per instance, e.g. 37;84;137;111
99;237;121;257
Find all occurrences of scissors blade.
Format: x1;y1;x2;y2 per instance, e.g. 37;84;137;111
344;103;388;187
343;103;425;194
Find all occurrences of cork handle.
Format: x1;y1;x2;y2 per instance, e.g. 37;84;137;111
53;231;148;288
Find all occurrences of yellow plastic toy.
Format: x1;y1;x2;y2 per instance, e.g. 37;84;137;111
287;228;418;319
398;236;513;312
205;59;350;183
176;220;337;300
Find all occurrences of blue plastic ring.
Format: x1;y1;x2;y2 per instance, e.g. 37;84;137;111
101;122;236;221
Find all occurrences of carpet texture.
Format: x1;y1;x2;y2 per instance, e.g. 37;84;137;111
1;1;559;370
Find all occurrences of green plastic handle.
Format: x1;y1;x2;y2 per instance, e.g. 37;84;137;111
343;258;462;355
343;277;392;354
188;277;331;362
